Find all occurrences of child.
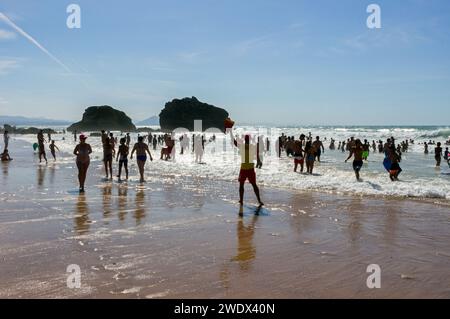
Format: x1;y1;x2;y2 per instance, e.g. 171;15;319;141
1;149;12;162
116;137;129;181
49;140;60;161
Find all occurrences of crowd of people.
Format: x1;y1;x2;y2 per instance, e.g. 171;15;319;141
1;127;450;208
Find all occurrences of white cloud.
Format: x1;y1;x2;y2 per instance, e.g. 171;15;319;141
0;96;8;104
0;58;20;75
0;28;16;40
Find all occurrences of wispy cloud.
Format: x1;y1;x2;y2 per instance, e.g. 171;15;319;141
177;51;206;63
0;96;9;104
0;12;71;72
232;34;273;56
0;58;20;75
342;27;429;53
0;28;16;40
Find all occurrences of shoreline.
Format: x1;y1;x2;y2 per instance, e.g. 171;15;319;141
6;139;450;206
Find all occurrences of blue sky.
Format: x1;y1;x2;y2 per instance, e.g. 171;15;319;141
0;0;449;125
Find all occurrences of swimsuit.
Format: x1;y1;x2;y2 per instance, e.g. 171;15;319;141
137;155;147;161
353;160;363;171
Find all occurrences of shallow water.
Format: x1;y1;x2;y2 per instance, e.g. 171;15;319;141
12;125;450;201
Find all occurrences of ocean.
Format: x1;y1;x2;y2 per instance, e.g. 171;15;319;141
11;125;450;202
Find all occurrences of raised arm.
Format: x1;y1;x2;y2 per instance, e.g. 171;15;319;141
229;129;238;147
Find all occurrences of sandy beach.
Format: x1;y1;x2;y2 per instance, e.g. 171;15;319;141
1;138;449;299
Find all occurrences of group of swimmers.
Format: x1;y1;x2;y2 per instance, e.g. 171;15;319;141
2;127;450;208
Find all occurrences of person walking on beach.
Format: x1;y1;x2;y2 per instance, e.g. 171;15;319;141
387;144;402;181
73;134;92;193
362;140;370;161
313;136;324;162
305;139;315;174
230;129;263;207
49;140;60;161
293;134;305;173
109;132;116;157
103;136;113;179
37;130;48;163
194;134;204;163
3;130;9;151
131;136;153;183
435;142;443;167
116;137;129;181
345;139;364;181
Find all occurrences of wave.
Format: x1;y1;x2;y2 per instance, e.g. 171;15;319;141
419;128;450;139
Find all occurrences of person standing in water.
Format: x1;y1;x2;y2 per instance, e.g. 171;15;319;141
126;133;131;147
293;134;305;173
3;130;9;151
435;142;443;167
230;129;263;207
73;134;92;193
444;147;449;164
109;132;116;157
49;140;60;161
424;142;429;154
305;139;315;174
130;136;153;183
116;137;129;181
103;136;113;179
312;136;324;162
37;130;48;163
345;139;364;181
387;144;402;181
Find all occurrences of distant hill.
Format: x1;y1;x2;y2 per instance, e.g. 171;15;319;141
0;115;71;126
136;116;160;126
67;105;136;132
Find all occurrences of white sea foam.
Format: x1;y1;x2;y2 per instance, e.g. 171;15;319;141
12;125;450;201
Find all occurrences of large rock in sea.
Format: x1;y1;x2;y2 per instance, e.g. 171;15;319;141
67;106;136;132
159;97;229;132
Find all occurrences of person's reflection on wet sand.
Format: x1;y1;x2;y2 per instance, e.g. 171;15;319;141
118;186;128;222
49;165;56;185
231;206;260;272
102;184;112;221
74;193;90;235
37;165;46;188
1;162;9;179
348;198;363;246
134;188;146;225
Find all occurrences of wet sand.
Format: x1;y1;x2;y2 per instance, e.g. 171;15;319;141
1;139;450;298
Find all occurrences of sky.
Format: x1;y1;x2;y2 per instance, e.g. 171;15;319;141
0;0;450;126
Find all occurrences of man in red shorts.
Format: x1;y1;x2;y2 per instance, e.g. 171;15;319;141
230;130;264;207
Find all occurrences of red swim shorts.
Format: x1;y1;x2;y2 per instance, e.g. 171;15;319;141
294;158;304;165
238;168;256;184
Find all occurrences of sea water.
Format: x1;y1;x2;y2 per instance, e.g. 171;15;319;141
12;125;450;202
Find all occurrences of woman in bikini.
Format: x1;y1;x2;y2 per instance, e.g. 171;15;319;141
73;134;92;193
131;136;153;182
